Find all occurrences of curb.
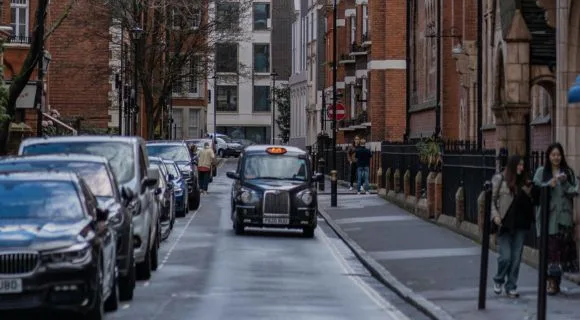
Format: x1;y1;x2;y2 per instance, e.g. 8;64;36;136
318;206;456;320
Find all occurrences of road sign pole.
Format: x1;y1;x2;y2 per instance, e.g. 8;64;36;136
331;0;337;208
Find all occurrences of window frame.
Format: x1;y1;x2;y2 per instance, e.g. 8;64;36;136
216;43;238;73
252;3;270;31
10;0;29;38
253;43;270;74
253;85;271;112
216;85;239;112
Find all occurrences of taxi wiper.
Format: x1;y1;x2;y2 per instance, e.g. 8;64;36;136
256;176;285;180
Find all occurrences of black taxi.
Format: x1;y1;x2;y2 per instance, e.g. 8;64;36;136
226;145;323;237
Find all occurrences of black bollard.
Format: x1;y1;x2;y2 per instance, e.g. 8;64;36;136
330;170;337;207
478;180;492;310
318;158;326;191
537;185;550;320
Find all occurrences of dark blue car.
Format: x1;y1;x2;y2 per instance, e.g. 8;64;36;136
163;159;188;217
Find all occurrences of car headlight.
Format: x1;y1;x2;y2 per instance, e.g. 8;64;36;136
298;190;314;205
239;187;259;204
174;187;184;196
41;243;92;265
108;211;123;227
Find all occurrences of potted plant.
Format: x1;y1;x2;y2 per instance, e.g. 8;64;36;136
416;136;442;171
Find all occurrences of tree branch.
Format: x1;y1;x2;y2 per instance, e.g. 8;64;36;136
44;0;79;41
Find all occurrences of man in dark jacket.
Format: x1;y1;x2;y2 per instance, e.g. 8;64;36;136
347;136;360;190
355;139;372;194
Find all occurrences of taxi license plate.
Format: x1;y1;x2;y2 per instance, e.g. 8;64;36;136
263;217;289;225
0;279;22;294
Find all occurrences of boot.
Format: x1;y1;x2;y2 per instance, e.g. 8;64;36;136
547;277;560;295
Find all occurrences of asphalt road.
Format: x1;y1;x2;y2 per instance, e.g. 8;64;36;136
102;159;428;320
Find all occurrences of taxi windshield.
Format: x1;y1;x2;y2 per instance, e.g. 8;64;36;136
243;155;308;181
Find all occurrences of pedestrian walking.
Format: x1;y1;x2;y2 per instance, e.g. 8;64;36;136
347;136;360;191
198;142;216;194
533;142;579;295
491;155;535;298
355;139;372;194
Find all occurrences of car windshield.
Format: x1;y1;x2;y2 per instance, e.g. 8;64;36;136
0;161;114;197
21;142;135;184
165;163;179;178
147;145;190;162
243;155;308;181
220;136;233;143
0;180;84;220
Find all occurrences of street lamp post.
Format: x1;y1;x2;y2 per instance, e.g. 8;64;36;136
36;49;52;137
330;0;338;207
131;26;143;136
213;73;218;146
271;69;278;144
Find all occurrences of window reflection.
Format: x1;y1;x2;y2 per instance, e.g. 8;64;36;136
243;156;308;181
0;181;84;220
147;145;190;162
253;3;270;30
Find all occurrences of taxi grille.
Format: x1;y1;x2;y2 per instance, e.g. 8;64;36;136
0;252;39;275
263;191;290;214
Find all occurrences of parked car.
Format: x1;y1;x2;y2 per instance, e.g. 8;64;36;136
18;136;161;280
215;136;243;158
163;159;188;217
0;154;136;301
0;171;118;318
146;141;200;211
226;145;323;237
149;157;175;236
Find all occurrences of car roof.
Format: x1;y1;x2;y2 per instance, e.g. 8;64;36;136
0;170;80;183
243;145;306;156
20;135;144;147
0;153;109;165
146;140;187;146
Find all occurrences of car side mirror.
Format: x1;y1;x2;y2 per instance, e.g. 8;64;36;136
226;171;240;180
121;186;136;200
312;173;324;183
168;174;175;180
96;208;109;222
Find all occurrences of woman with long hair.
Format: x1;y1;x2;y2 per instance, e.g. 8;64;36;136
533;142;578;295
491;155;535;297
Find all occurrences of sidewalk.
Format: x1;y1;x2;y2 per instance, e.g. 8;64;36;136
317;177;378;195
317;194;580;320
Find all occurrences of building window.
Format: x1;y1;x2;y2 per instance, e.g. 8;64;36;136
216;85;238;112
10;0;29;38
253;86;270;112
172;108;184;139
216;1;240;32
362;5;368;36
253;44;270;73
173;56;200;96
216;43;238;73
188;109;200;138
350;16;356;44
173;7;201;29
253;3;270;30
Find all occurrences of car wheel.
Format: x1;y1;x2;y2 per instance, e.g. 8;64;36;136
86;259;105;320
150;236;159;271
303;227;315;238
104;270;119;312
119;255;135;301
136;241;152;280
190;188;201;210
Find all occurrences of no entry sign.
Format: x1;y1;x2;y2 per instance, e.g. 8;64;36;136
327;103;346;121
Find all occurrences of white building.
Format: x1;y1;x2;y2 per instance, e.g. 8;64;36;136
289;0;325;150
207;0;292;144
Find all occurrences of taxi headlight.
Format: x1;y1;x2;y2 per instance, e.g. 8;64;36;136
298;190;313;205
239;188;258;204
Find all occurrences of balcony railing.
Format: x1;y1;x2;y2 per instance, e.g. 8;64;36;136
7;35;32;44
350;43;367;55
362;33;370;43
339;53;355;63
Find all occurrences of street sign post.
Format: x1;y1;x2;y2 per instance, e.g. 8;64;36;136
327;103;346;121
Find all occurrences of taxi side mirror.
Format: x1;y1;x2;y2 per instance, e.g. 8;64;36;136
226;171;240;180
312;173;324;182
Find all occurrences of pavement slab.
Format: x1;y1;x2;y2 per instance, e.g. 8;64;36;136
318;193;580;320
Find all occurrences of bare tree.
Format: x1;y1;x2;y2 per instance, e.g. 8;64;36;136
0;0;79;154
82;0;252;139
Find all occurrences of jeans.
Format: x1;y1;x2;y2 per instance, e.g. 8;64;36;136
350;162;357;187
493;229;527;291
199;171;210;191
357;166;369;192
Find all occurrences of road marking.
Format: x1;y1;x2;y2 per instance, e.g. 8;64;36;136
369;247;480;261
318;227;411;320
158;206;201;270
334;216;415;224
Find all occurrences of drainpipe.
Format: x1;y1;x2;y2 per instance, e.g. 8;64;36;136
435;0;441;136
405;0;411;140
476;0;483;149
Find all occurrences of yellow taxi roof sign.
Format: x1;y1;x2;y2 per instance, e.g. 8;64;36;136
266;147;287;155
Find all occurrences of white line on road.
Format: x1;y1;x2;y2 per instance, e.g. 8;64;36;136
158;206;201;270
318;227;411;320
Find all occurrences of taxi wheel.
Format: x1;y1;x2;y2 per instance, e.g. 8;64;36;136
303;227;315;238
233;219;244;235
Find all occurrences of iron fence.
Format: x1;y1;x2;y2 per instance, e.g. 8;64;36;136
380;142;428;197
